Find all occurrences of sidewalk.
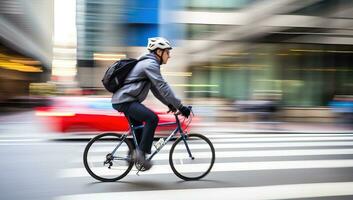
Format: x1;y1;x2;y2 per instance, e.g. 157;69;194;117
192;122;353;134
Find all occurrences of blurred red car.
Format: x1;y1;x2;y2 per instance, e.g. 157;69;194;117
36;96;189;135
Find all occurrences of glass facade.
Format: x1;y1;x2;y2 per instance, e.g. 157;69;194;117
186;24;232;40
76;0;125;62
76;0;160;62
290;0;337;16
189;44;353;107
185;0;257;11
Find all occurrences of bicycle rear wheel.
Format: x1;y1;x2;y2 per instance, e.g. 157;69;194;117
169;133;215;180
83;133;134;182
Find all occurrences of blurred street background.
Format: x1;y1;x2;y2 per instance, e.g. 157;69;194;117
1;0;353;199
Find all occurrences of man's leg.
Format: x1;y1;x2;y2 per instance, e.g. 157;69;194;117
125;102;158;154
128;118;143;146
112;103;143;148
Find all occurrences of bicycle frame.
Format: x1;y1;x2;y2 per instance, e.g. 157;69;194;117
109;112;194;168
128;114;192;161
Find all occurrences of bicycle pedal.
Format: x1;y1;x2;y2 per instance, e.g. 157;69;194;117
135;162;147;171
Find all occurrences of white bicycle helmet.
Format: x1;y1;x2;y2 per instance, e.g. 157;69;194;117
147;37;172;51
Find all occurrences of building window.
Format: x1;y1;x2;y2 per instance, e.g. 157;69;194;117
185;0;257;11
186;24;232;40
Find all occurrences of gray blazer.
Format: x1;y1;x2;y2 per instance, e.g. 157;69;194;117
111;53;182;109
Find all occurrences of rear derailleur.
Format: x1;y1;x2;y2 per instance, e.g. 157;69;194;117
103;153;113;169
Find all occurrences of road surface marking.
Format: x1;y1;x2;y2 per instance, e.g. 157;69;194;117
59;159;353;178
74;148;353;163
55;181;353;200
204;133;353;138
90;141;353;152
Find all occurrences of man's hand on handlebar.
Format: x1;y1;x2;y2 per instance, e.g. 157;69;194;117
167;104;177;113
167;104;193;118
179;105;191;118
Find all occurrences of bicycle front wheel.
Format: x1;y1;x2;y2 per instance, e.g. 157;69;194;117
83;133;134;182
169;133;215;181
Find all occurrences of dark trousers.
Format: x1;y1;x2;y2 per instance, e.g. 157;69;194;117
112;102;158;154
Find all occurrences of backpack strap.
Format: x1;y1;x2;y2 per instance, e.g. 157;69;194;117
121;57;149;86
123;78;148;86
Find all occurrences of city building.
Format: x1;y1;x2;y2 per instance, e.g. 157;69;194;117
0;0;53;101
169;0;353;107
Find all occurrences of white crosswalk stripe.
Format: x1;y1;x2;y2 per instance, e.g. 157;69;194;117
207;136;353;142
60;133;353;177
60;159;353;178
55;182;353;200
54;133;353;199
205;133;353;138
199;128;353;134
0;138;47;143
70;148;353;163
88;141;353;153
1;133;353;145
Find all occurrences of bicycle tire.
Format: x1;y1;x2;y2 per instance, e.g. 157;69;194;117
169;133;215;181
83;133;134;182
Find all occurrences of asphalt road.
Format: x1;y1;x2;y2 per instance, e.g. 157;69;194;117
1;111;353;200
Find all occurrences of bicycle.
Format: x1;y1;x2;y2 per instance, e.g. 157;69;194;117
83;106;215;181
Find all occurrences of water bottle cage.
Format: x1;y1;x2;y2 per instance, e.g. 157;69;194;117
154;138;164;150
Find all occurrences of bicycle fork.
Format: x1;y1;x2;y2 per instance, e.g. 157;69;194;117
182;134;195;160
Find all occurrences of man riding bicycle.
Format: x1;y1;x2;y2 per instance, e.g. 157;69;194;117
112;37;191;170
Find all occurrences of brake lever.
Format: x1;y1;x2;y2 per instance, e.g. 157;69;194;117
188;106;194;117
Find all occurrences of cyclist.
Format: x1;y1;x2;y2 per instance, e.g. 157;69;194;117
112;37;191;170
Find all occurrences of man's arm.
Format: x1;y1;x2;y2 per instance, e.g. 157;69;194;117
143;61;182;109
150;84;169;106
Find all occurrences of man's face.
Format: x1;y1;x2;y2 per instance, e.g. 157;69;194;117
158;49;171;64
